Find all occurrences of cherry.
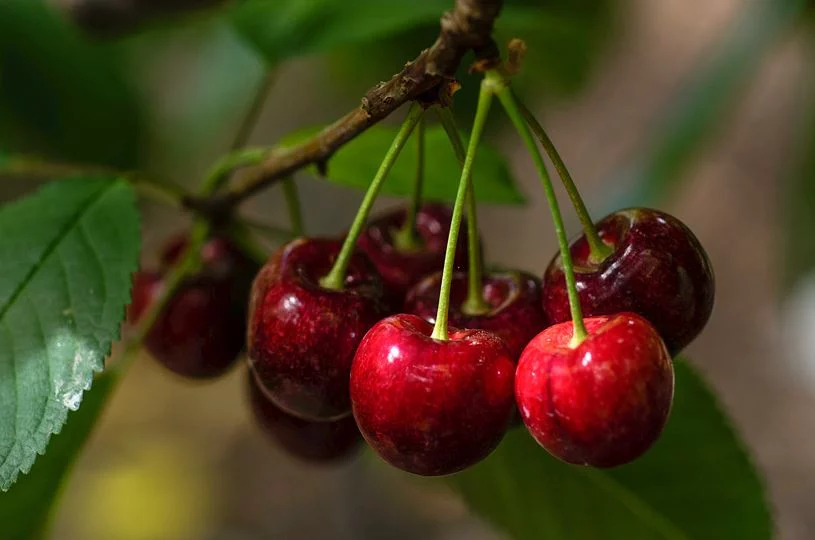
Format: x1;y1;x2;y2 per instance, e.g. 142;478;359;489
128;234;258;379
350;314;515;476
356;203;472;306
516;313;674;467
247;237;390;421
542;208;715;355
246;371;360;463
404;270;548;360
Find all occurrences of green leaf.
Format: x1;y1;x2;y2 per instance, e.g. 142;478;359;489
282;124;526;205
0;1;145;168
0;177;140;490
229;0;444;64
448;359;771;539
0;371;117;538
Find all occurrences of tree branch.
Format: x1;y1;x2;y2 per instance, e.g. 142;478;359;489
185;0;504;215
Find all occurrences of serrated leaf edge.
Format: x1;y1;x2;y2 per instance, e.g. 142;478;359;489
0;178;136;491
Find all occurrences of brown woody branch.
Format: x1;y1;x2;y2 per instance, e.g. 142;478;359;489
184;0;504;215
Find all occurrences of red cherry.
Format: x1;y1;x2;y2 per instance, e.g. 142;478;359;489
516;313;674;467
350;314;515;476
128;235;258;379
356;203;472;307
247;238;390;421
542;208;714;355
247;372;361;463
404;270;547;360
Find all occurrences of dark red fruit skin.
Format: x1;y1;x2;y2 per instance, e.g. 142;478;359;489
248;237;390;421
404;270;548;361
516;313;674;468
542;208;715;356
350;314;515;476
357;203;472;307
128;236;259;379
247;371;361;463
127;270;163;323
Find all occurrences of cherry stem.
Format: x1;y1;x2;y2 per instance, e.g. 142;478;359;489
116;219;209;376
488;70;587;345
431;84;493;341
282;177;304;237
518;102;612;264
393;116;426;252
435;107;489;316
320;104;424;290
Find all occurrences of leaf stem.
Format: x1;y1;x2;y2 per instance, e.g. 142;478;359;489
518;102;612;263
393;116;425;252
435;107;489;316
431;83;493;341
282;177;304;237
320;104;424;290
488;70;587;346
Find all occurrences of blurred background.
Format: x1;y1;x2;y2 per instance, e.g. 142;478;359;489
1;0;814;538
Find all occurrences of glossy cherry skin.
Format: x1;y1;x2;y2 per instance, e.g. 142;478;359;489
516;313;674;468
542;208;715;356
351;314;515;476
356;203;472;307
404;270;548;361
128;235;259;379
246;371;361;463
248;237;390;421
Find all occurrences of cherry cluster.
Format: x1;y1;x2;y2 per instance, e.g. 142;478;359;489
127;88;714;473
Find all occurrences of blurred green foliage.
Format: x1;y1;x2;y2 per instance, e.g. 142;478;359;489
0;1;145;168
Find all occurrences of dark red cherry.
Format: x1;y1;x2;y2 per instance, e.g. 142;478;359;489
356;203;472;307
404;270;547;360
542;208;715;355
516;313;674;467
351;314;515;476
128;235;258;379
247;238;390;421
247;372;361;463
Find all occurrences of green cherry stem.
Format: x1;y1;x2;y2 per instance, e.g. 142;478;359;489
282;177;304;237
320;103;424;290
431;83;493;341
393;116;426;252
488;70;587;345
435;107;489;316
518;102;612;263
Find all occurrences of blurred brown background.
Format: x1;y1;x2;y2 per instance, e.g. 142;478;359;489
31;0;815;538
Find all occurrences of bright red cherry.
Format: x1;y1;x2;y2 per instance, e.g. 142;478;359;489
247;237;390;421
356;203;472;307
350;314;515;476
404;270;548;360
516;313;674;468
246;372;360;463
128;235;258;379
542;208;715;355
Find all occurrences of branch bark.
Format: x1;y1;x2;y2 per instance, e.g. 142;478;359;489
185;0;504;214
